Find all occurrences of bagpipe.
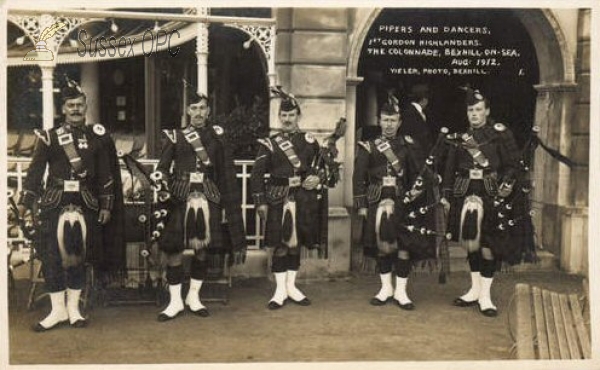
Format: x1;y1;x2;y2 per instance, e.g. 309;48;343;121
489;125;576;264
120;154;166;289
310;117;347;189
296;117;346;259
398;127;452;240
370;127;452;278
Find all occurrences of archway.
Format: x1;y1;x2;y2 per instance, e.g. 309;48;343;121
344;8;576;260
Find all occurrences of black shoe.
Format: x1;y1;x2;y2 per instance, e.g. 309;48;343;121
453;297;478;307
157;310;182;322
369;296;392;306
395;300;415;311
31;319;68;332
267;300;285;310
289;297;311;306
478;303;498;317
71;318;88;328
190;308;210;317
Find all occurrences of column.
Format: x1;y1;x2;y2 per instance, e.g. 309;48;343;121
344;76;362;208
80;63;99;124
40;65;55;130
196;7;209;96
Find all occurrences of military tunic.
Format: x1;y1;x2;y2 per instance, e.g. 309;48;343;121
441;122;522;261
155;125;246;254
20;123;115;290
250;131;323;249
353;135;436;260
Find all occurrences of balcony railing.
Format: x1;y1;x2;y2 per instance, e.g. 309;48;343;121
7;157;263;249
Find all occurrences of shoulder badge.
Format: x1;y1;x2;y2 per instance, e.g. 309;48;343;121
213;125;224;136
304;132;316;144
33;129;51;146
162;129;177;144
404;135;414;144
257;138;274;152
357;141;371;153
494;123;507;132
92;123;106;136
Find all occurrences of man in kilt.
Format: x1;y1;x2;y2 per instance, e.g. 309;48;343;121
152;91;246;321
251;88;334;310
18;78;116;331
353;96;437;310
441;88;521;317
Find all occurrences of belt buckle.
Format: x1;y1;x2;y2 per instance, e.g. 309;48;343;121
58;133;74;145
382;176;397;187
279;140;293;151
289;176;301;187
189;172;204;184
469;169;483;180
63;180;80;192
377;142;391;152
185;131;200;142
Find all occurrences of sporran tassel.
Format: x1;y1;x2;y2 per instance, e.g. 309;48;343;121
459;195;483;251
281;200;298;248
57;205;87;268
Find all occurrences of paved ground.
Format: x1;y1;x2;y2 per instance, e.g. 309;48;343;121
7;270;586;365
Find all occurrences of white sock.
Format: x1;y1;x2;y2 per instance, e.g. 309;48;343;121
66;288;85;324
270;272;288;305
161;284;184;317
39;291;68;328
374;272;393;300
286;270;307;301
185;278;206;311
478;276;497;311
460;272;481;302
394;276;412;305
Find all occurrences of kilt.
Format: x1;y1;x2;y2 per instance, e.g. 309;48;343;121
264;188;325;249
160;197;226;254
447;180;530;263
37;196;102;270
361;194;436;261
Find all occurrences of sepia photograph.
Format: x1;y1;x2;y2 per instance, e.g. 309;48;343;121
1;0;598;369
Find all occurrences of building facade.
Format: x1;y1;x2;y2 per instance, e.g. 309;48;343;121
6;7;591;278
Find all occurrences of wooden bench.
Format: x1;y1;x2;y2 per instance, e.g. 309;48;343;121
511;283;591;359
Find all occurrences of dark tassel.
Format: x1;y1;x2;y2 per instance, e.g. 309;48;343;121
282;208;293;243
196;208;206;240
185;208;206;241
64;221;84;256
379;211;396;243
461;209;478;240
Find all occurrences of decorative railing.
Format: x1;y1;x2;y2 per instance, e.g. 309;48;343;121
7;157;263;249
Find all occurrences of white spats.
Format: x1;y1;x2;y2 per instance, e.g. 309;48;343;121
185;278;207;312
286;270;306;302
394;276;412;306
269;272;289;305
460;272;481;302
159;283;184;320
66;288;85;325
375;272;394;301
38;290;68;329
478;276;497;313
